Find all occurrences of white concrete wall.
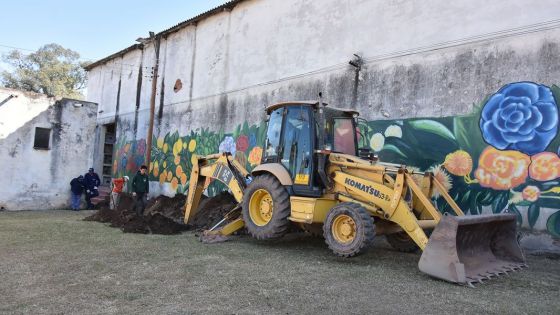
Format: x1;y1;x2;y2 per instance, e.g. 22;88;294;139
87;0;560;134
0;88;98;210
84;0;560;236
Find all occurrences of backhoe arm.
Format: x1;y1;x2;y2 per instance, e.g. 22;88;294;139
183;153;249;224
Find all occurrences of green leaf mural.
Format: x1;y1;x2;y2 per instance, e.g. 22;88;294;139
528;203;540;229
491;192;509;214
508;204;522;225
546;210;560;238
409;119;456;142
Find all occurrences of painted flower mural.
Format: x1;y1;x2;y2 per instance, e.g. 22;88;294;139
188;139;196;153
369;133;385;152
362;81;560;236
248;146;263;166
219;136;236;155
479;82;558;155
474;146;531;190
443;150;473;177
522;186;541;202
236;135;249;152
109;81;559;237
529;152;560;181
384;125;402;138
428;164;452;197
112;121;267;196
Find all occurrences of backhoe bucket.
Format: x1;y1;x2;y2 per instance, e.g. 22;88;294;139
418;214;526;286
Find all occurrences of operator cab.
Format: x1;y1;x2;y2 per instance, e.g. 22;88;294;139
261;101;358;197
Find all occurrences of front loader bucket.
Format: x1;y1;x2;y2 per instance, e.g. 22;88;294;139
418;214;526;286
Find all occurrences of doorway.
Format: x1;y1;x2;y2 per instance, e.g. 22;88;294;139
102;123;116;186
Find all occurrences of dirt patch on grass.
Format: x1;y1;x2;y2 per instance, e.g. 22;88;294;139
84;192;237;235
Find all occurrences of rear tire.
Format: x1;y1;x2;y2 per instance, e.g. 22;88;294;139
386;232;419;253
242;174;291;240
323;202;375;257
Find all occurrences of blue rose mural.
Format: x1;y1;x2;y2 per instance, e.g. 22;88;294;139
479;82;559;155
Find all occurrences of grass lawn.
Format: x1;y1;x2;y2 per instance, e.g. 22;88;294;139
1;210;559;314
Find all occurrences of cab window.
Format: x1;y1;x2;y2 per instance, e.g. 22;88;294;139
280;106;312;184
332;118;356;155
263;108;283;159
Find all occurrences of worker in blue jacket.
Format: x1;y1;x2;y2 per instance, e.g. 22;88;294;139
84;168;101;209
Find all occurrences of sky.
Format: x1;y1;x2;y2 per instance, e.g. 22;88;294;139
0;0;227;68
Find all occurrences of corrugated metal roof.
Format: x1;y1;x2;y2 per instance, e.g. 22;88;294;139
85;0;246;71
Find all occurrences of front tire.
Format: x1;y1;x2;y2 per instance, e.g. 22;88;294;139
323;202;375;257
385;232;419;253
242;174;291;240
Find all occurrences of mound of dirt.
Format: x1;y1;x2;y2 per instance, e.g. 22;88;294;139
84;191;238;235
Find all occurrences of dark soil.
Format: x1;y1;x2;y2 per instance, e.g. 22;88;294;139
187;192;237;231
84;192;237;235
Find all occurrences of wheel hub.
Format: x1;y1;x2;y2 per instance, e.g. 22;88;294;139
249;189;274;226
332;214;356;244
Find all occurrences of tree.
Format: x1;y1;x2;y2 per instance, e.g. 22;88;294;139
1;43;90;99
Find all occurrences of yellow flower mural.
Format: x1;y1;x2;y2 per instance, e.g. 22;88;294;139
522;186;541;202
188;139;197;152
173;139;183;157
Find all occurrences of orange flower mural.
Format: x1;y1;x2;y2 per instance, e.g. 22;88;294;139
171;177;179;190
248;146;263;166
152;161;159;177
529;152;560;181
474;146;530;190
443;150;473;176
522;185;541;202
181;173;188;185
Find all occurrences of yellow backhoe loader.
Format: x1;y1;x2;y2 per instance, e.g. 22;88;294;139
183;100;526;286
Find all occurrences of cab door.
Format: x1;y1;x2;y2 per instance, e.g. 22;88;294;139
278;106;321;196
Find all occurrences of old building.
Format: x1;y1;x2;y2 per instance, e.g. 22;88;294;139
0;88;98;210
85;0;560;237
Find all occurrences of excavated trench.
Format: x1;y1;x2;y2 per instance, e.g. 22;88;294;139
84;192;237;235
